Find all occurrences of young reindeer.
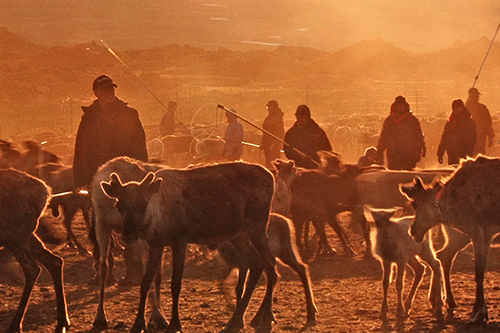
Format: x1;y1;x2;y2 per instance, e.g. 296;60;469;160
0;169;70;333
217;212;318;328
401;156;500;323
101;162;277;333
365;206;443;320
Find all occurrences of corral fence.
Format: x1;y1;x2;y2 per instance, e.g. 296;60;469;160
0;80;498;138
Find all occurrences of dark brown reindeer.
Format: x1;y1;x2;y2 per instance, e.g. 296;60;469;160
289;157;361;257
0;169;70;333
401;156;500;323
101;161;277;333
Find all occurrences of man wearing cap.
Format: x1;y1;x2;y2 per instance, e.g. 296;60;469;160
437;99;477;165
376;95;425;170
283;104;332;169
465;87;494;155
261;100;284;169
73;74;148;189
73;74;148;286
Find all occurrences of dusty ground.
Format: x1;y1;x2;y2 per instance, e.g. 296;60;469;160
2;213;500;333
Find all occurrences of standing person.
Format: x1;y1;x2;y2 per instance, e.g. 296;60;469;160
465;87;495;155
159;100;178;137
437;99;477;165
261;100;285;170
223;109;244;161
73;74;148;286
376;95;425;170
73;74;148;189
283;104;332;169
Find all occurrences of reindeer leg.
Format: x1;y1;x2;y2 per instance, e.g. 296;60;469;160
327;215;355;256
166;240;187;333
277;242;317;326
6;244;41;333
29;235;70;333
130;246;164;333
379;261;391;320
467;231;492;324
436;227;470;309
148;252;168;331
248;231;278;331
404;257;425;317
92;226;113;329
395;261;407;319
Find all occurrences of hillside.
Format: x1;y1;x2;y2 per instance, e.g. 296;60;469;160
0;28;499;111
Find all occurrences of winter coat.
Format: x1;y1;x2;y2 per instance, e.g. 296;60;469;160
73;98;148;188
261;109;285;168
437;108;477;165
283;119;332;169
223;120;244;161
465;100;494;155
377;110;425;170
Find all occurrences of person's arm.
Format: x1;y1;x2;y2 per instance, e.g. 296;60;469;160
72;115;90;189
318;127;332;151
485;106;495;145
130;110;148;162
437;123;449;164
376;118;390;164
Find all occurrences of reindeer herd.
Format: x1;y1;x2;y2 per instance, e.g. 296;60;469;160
1;137;500;333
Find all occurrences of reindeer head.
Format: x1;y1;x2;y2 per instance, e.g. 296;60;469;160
101;172;162;244
399;176;443;242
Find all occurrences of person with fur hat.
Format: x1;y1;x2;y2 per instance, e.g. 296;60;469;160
376;95;425;170
73;74;148;189
283;104;332;169
437;99;477;165
261;100;285;170
465;87;494;155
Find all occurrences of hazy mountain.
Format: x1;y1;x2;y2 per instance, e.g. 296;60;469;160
0;27;498;109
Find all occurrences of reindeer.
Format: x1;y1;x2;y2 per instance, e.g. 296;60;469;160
400;156;500;323
90;156;166;330
217;212;317;328
0;169;70;333
365;206;443;320
101;161;277;333
289;158;361;257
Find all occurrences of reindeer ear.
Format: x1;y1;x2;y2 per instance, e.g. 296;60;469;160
148;178;162;194
414;176;424;188
110;173;123;186
101;178;124;199
139;172;156;188
271;159;282;170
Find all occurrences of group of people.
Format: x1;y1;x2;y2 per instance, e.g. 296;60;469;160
72;74;496;195
374;89;494;169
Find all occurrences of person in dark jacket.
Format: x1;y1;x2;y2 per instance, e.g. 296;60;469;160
261;100;285;170
283;104;332;169
376;95;425;170
465;87;495;155
73;74;148;286
437;99;477;165
73;74;148;190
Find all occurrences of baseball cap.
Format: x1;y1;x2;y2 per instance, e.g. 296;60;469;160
93;74;118;90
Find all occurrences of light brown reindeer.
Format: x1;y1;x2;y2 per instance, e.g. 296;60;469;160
401;156;500;323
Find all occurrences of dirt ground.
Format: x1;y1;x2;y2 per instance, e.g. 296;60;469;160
2;213;500;333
